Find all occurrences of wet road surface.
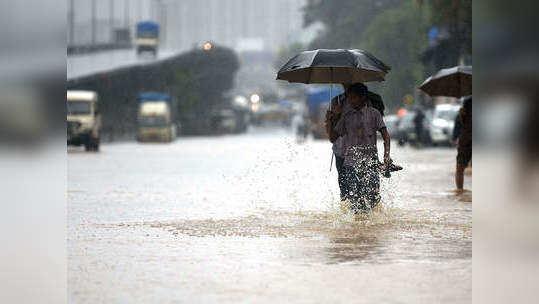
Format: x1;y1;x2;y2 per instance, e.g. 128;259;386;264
68;127;471;303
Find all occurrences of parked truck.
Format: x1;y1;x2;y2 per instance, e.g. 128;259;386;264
67;90;101;151
136;21;159;56
136;93;176;142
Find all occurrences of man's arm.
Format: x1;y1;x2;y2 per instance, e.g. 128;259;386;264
452;113;462;146
325;114;338;143
379;127;392;165
325;104;342;143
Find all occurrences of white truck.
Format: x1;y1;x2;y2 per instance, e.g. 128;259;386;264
67;90;101;151
136;93;176;142
136;21;159;56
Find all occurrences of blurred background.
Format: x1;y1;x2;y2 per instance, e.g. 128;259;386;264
62;0;471;145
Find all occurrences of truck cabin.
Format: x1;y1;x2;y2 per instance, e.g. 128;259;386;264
137;93;173;128
138;102;171;128
67;91;98;116
136;21;159;39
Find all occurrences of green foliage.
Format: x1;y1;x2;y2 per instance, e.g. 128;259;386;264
170;70;200;117
360;1;427;113
417;0;472;54
303;0;401;49
300;0;471;113
302;0;428;113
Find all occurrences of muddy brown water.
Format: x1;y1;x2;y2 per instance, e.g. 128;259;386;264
68;129;471;303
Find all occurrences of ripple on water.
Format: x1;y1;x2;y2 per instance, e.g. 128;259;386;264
94;200;471;242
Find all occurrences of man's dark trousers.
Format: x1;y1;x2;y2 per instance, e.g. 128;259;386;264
335;155;346;200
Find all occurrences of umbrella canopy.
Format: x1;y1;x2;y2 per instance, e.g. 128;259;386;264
276;49;391;84
419;66;472;98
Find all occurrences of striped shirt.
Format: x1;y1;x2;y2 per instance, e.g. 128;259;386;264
334;104;386;166
330;93;351;157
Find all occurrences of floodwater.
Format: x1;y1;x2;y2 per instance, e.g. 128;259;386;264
68;127;471;303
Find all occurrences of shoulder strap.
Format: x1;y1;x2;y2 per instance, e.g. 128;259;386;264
337;94;344;106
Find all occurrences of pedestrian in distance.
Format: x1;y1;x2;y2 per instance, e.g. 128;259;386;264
413;107;426;146
455;96;472;191
326;83;393;215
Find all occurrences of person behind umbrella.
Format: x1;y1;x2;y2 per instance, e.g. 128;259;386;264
327;83;392;214
325;83;352;200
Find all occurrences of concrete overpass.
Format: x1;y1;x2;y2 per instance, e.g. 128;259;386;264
67;48;180;80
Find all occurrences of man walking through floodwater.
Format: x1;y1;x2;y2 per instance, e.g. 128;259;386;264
326;83;392;214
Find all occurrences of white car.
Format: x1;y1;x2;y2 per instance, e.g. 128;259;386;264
429;104;460;145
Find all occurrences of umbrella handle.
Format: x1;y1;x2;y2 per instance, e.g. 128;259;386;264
329;72;334;173
330;82;333;111
329;67;333;111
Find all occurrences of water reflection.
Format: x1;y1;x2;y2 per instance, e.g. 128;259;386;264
104;203;471;266
325;235;382;264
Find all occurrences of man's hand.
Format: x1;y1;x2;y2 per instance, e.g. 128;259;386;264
384;154;392;165
333;104;342;116
325;110;333;122
325;104;342;122
380;154;392;171
379;127;391;169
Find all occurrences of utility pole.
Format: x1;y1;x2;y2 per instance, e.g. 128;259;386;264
124;0;130;28
69;0;74;45
137;0;142;21
110;0;114;43
91;0;96;45
152;0;166;48
161;1;166;49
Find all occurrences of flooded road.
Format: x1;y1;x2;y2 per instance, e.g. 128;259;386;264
68;128;471;303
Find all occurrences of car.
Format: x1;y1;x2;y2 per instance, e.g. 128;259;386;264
383;114;400;137
210;108;243;135
428;104;460;146
395;109;432;146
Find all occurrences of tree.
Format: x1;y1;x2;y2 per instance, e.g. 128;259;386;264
416;0;472;56
303;0;401;49
360;1;427;113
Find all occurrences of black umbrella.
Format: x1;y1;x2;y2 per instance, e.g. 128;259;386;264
276;49;390;172
276;49;391;84
419;66;472;98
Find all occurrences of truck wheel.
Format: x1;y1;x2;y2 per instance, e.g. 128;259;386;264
92;137;100;151
85;136;99;151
